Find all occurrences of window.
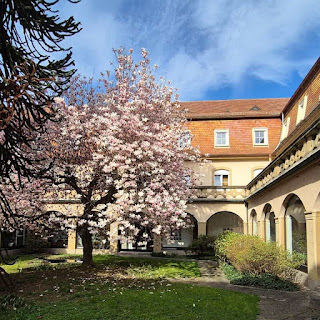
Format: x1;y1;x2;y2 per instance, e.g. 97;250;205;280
214;169;229;187
296;96;307;125
253;128;268;146
214;129;229;147
280;117;290;141
171;230;182;241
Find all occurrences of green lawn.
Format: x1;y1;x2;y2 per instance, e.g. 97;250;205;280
0;254;259;320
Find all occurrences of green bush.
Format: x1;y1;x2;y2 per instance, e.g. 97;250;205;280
215;232;305;278
221;263;299;291
215;231;242;261
186;235;216;256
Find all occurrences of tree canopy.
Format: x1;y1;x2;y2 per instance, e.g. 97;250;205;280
0;48;199;265
0;0;81;183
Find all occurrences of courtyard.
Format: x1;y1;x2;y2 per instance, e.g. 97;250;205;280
0;254;259;320
1;254;320;320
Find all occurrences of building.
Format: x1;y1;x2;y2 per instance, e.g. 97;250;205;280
2;58;319;289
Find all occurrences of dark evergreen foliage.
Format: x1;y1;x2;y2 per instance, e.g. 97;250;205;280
0;0;81;223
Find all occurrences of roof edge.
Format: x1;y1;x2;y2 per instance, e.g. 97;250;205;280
282;57;320;114
187;113;281;120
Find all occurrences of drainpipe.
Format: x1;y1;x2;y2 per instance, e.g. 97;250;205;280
245;200;249;234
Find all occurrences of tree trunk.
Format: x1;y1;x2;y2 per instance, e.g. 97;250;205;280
80;225;93;266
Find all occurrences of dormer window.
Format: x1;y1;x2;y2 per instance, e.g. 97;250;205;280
280;117;290;141
296;96;307;125
250;105;261;111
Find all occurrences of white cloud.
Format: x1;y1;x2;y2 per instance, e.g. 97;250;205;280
57;0;320;100
164;0;320;99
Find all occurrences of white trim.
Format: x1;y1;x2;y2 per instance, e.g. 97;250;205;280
214;129;229;147
296;95;307;125
252;128;268;146
280;117;290;141
214;169;230;186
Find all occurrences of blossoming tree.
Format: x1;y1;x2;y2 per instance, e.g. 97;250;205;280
6;48;198;266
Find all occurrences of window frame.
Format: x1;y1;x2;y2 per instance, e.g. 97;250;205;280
296;96;307;125
252;128;268;146
214;129;229;148
280;117;290;141
214;169;230;187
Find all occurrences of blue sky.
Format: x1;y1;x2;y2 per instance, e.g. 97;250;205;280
57;0;320;101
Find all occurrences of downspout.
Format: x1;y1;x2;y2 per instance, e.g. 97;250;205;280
245;200;249;234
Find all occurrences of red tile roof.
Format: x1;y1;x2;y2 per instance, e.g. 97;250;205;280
181;98;290;119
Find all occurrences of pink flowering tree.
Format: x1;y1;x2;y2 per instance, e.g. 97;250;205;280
11;48;198;266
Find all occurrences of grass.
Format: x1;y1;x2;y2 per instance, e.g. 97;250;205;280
0;254;259;319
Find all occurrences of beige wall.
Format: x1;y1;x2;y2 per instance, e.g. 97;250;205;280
187;202;247;223
247;163;320;220
187;159;270;186
247;161;320;289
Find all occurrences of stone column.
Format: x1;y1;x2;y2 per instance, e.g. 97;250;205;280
260;220;266;241
67;230;77;254
243;222;248;235
247;221;253;235
153;233;162;252
109;222;119;254
277;216;286;247
198;222;206;236
305;211;320;289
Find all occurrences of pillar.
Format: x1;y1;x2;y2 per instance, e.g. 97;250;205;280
198;222;206;236
153;233;162;252
67;230;77;254
109;222;119;253
243;222;249;235
265;219;271;242
260;220;266;241
285;215;293;253
247;221;253;235
305;211;320;289
277;216;286;247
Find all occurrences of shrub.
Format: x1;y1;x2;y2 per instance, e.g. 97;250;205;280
221;263;299;291
186;235;216;256
215;231;241;261
215;232;305;278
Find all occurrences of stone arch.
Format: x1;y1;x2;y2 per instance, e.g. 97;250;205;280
313;192;320;212
206;211;243;236
283;194;307;261
263;204;276;242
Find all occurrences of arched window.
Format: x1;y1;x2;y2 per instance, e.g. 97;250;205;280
214;169;229;187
